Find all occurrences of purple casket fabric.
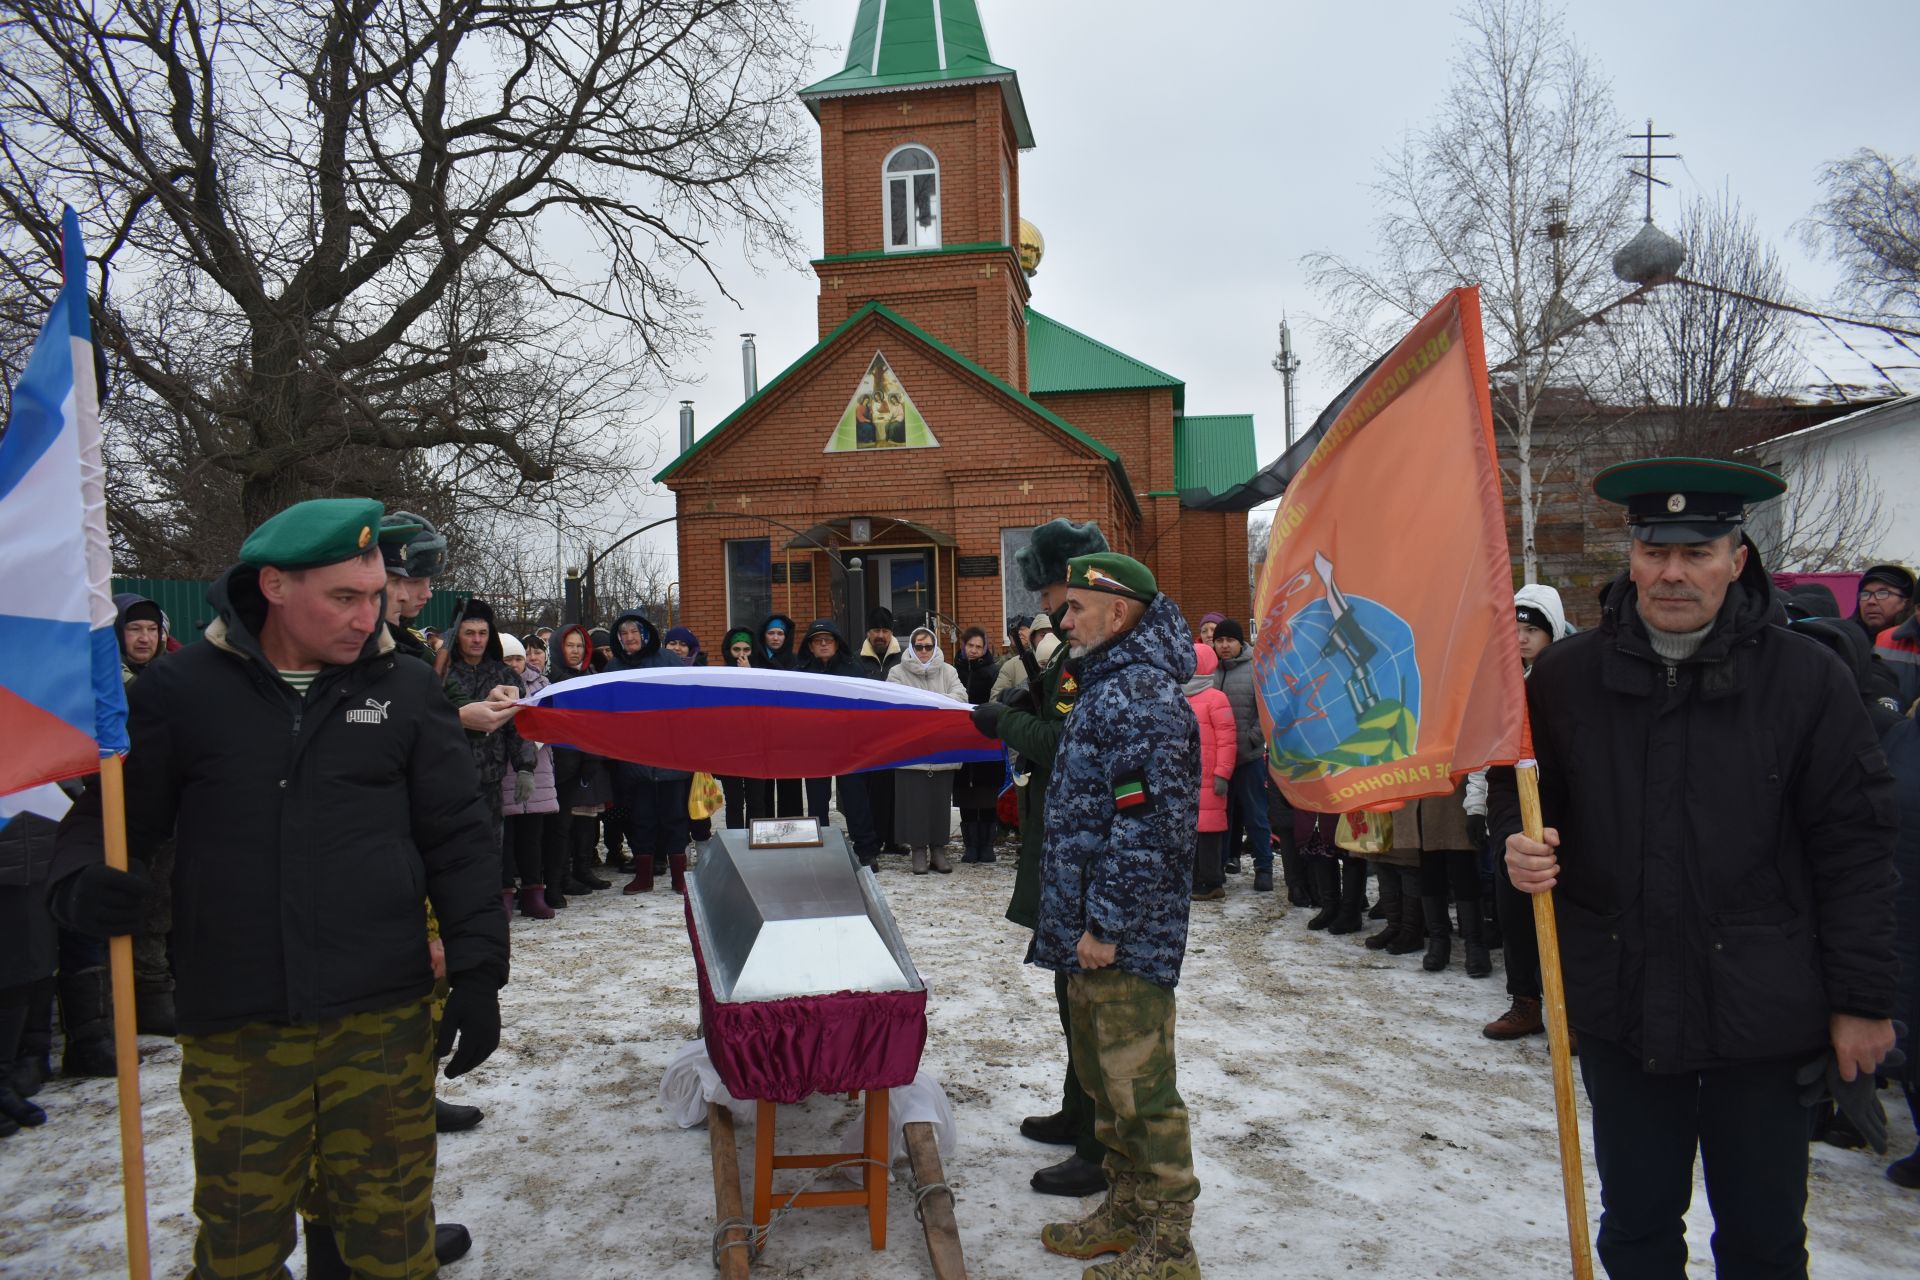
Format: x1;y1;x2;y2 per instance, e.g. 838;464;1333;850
685;895;928;1104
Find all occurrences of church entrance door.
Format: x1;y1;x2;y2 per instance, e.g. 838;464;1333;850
868;551;933;633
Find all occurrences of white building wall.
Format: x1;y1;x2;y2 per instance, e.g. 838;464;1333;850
1749;398;1920;571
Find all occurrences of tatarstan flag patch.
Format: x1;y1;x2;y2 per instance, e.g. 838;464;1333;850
1113;771;1148;811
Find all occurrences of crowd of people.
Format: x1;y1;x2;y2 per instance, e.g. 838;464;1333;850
0;479;1914;1279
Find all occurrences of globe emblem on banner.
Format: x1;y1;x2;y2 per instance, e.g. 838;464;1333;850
1254;594;1421;782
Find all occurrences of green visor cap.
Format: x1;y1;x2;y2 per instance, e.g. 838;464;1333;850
239;498;420;569
1066;552;1158;603
1592;457;1785;545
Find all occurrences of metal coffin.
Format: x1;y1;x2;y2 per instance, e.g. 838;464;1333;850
687;827;924;1003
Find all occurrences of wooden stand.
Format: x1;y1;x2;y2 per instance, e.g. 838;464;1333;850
753;1090;890;1251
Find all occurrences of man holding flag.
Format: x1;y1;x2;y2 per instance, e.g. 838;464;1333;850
1502;459;1900;1279
49;497;509;1278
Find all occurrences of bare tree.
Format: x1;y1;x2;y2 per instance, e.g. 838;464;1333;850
1801;149;1920;320
1304;0;1633;581
1743;443;1888;573
0;0;817;549
1599;193;1801;458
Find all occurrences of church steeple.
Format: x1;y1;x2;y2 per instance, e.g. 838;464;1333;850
802;0;1035;389
799;0;1034;148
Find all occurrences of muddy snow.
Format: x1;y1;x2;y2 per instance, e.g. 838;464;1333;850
3;847;1914;1278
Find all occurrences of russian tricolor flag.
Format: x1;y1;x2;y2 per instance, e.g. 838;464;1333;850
0;207;129;798
517;666;1002;779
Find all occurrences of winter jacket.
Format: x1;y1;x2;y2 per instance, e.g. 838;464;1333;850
793;618;867;680
1878;614;1920;712
1212;647;1264;761
114;591;165;683
0;804;60;989
885;635;969;773
953;650;1006;803
609;609;691;781
50;562;510;1034
1183;644;1237;834
443;599;533;786
502;665;560;816
1000;643;1079;930
1033;592;1201;989
1489;548;1898;1072
548;624;607;805
752;613;798;670
1887;717;1920;1094
860;635;903;680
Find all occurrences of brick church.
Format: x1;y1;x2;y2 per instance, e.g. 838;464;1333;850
660;0;1263;647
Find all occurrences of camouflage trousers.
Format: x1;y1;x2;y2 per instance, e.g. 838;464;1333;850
178;999;439;1279
1066;969;1200;1204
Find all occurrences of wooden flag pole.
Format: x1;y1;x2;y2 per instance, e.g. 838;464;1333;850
1517;762;1593;1280
99;754;153;1280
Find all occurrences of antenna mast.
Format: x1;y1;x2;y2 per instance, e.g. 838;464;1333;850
1272;316;1301;446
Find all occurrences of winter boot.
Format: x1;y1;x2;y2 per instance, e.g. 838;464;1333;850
1365;867;1404;950
959;821;980;864
1084;1196;1200;1280
929;846;954;874
546;884;569;910
1385;884;1428;957
57;967;116;1078
1327;857;1369;934
977;821;998;863
1421;897;1453;971
1481;893;1503;950
573;819;612;889
517;886;555;919
1252;867;1274;892
500;888;516;920
1305;859;1342;928
1279;840;1311;908
1040;1174;1139;1260
1459;896;1492;977
622;855;655;895
669;852;689;895
911;848;930;875
12;985;52;1098
0;1005;44;1129
1483;995;1545;1040
435;1097;485;1132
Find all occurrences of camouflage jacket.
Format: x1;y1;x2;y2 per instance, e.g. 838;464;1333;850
1033;592;1200;988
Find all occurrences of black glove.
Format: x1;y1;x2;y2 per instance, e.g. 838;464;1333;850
998;684;1036;712
437;975;502;1078
49;862;155;937
971;701;1007;741
1795;1024;1908;1155
1467;815;1488;851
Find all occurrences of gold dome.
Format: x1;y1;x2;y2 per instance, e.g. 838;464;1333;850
1018;218;1045;277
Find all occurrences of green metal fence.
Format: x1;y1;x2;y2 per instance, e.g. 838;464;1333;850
112;577;465;642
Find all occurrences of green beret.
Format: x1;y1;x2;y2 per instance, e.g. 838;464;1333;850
239;498;418;570
1592;457;1784;545
1066;552;1157;603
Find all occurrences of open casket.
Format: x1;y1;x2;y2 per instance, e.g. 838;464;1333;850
684;827;928;1104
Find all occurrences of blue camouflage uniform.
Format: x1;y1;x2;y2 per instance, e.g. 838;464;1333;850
1032;588;1203;1219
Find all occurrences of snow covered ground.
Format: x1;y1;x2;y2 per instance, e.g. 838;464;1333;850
3;845;1914;1279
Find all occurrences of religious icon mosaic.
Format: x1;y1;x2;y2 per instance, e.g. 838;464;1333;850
824;352;939;452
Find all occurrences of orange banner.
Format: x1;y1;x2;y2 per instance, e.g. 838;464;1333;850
1252;287;1523;811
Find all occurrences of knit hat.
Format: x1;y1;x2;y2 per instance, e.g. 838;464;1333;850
1212;618;1246;645
665;625;700;652
499;633;525;659
866;606;895;631
1200;611;1227;627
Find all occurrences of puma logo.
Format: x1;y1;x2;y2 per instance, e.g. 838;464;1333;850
345;697;391;725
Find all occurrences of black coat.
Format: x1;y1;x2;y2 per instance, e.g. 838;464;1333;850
1491;553;1898;1072
51;563;510;1034
1887;717;1920;1092
0;809;59;990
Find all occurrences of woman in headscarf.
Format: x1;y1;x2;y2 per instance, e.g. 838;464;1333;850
885;626;968;874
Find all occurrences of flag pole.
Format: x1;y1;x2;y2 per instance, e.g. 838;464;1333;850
99;753;153;1280
1517;761;1593;1280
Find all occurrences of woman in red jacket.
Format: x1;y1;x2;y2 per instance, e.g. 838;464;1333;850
1184;641;1238;900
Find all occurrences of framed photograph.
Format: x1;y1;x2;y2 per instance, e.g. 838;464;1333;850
748;816;824;849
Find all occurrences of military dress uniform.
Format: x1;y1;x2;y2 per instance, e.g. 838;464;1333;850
52;499;508;1279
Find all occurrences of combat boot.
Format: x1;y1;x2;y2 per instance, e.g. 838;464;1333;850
58;967;116;1078
1083;1197;1200;1280
1041;1174;1139;1260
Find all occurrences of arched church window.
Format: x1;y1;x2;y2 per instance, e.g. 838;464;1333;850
885;145;940;250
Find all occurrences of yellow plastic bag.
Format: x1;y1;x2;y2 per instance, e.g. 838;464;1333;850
687;772;725;821
1335;809;1393;855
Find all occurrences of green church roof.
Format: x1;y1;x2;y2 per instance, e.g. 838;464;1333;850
1173;415;1260;503
800;0;1035;148
1026;309;1186;413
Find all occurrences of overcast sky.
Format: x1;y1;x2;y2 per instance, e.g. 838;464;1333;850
608;0;1919;575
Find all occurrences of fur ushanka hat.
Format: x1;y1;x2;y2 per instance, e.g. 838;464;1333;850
1014;518;1109;592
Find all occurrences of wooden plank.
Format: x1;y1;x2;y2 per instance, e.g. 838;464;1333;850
707;1103;750;1280
904;1121;967;1280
